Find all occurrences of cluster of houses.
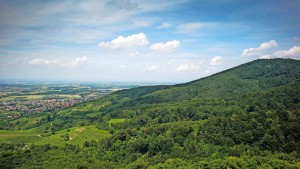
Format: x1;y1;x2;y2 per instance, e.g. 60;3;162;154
0;98;84;117
0;83;115;119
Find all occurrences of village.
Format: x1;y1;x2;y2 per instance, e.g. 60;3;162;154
0;97;85;117
0;82;139;119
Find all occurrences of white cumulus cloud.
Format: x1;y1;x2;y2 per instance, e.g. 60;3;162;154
273;46;300;58
28;58;56;65
150;40;180;53
143;65;159;72
176;62;198;72
62;56;88;68
242;40;277;57
99;33;149;49
209;56;224;66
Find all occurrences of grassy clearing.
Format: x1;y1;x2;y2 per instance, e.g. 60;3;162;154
0;125;110;146
108;119;126;126
35;125;110;147
69;126;109;145
0;130;42;144
12;116;42;127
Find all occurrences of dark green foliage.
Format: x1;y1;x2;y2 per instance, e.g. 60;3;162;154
1;59;300;168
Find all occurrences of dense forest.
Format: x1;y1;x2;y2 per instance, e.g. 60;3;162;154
1;59;300;168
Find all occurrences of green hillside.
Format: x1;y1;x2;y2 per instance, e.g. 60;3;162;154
103;58;300;115
1;59;300;168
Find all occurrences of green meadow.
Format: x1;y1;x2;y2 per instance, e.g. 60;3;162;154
0;125;110;146
36;125;110;146
0;130;42;144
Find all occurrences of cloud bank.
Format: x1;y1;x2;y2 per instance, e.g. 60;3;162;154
273;46;300;58
242;40;300;59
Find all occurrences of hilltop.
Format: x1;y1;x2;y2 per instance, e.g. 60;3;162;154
103;58;300;114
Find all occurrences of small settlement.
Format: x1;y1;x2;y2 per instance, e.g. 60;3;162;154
0;98;84;118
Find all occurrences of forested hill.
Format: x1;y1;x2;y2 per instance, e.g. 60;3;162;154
1;58;300;168
104;58;300;111
93;58;300;168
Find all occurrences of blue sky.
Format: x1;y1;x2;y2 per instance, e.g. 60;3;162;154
0;0;300;82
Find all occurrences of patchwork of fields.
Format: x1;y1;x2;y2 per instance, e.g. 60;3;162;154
0;94;81;102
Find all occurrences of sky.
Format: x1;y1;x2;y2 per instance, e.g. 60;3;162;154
0;0;300;83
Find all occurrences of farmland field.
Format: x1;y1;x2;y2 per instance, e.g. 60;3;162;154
0;125;110;146
0;94;81;101
0;130;42;144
